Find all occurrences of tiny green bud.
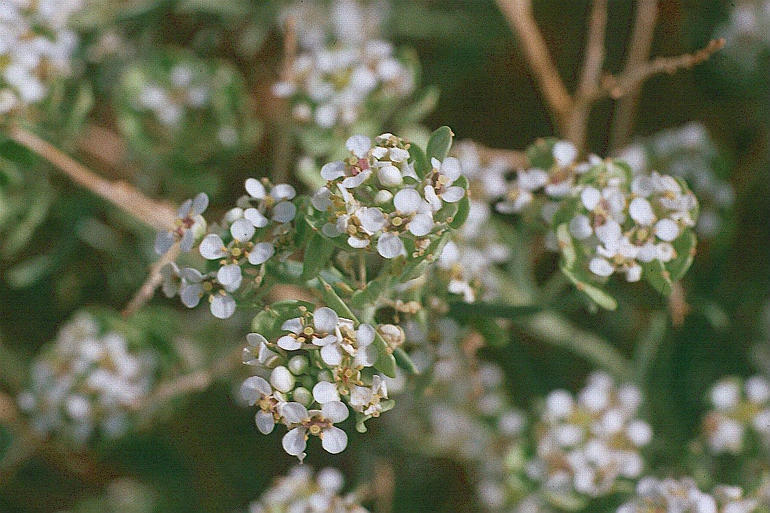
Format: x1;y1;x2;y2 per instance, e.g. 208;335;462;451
292;386;313;406
270;366;295;393
288;355;309;375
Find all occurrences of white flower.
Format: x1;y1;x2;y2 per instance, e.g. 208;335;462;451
424;157;465;211
155;193;209;254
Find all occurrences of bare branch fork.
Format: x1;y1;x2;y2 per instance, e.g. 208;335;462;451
494;0;724;153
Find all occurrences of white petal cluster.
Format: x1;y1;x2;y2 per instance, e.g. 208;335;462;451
497;140;594;215
272;38;413;129
248;466;369;513
565;164;697;282
17;313;157;443
312;133;465;259
619;123;734;239
160;179;297;319
438;142;512;302
526;372;652;499
135;63;212;127
241;306;392;460
703;375;770;454
0;0;82;113
617;478;758;513
715;0;770;70
282;0;388;51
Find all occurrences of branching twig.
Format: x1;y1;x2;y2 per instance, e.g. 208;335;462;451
122;243;181;317
595;38;726;101
495;0;572;131
273;16;298;183
9;126;176;231
565;0;609;150
608;0;659;151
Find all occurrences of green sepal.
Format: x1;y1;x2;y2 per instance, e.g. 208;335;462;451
426;125;453;162
449;175;470;229
560;263;618;311
301;231;335;282
409;142;430;179
666;229;697;282
643;259;673;296
394;347;419;374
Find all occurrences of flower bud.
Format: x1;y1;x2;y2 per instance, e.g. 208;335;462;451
292;386;313;406
377;165;403;187
379;324;405;350
288;355;309;375
270;366;295;393
374;189;393;204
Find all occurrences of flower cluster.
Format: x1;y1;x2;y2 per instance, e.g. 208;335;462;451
437;142;511;302
272;40;413;129
619;123;734;239
497;139;590;216
715;0;770;69
241;305;395;460
159;179;298;319
282;0;388;51
617;477;758;513
311;133;466;259
0;0;82;113
248;466;369;513
17;313;157;443
524;372;652;500
134;63;212;127
703;375;770;454
552;156;698;296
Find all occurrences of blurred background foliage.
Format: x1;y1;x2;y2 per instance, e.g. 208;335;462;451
1;0;769;512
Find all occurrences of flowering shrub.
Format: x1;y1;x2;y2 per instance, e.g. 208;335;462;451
1;1;768;512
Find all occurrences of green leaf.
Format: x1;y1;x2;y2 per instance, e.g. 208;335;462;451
470;317;509;347
666;230;697;282
556;223;576;269
316;276;358;322
560;264;618;311
449;301;541;319
449;175;470;229
425;125;453;162
251;300;316;338
351;275;393;309
643;259;673;296
301;232;335;281
409;142;429;179
394;347;419;374
373;331;397;378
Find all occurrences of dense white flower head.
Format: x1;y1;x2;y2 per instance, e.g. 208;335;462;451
703;375;770;454
160;178;298;319
17;312;157;443
134;63;212;127
249;466;369;513
0;0;82;112
439;142;512;302
241;306;393;460
273;38;413;129
617;477;758;513
558;159;698;284
497;139;596;215
312;133;465;260
618;123;734;239
526;372;652;499
715;0;770;70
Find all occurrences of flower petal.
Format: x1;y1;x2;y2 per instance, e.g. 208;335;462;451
272;201;297;223
280;402;309;424
321;161;346;181
345;135;371;159
217;264;242;291
314;307;339;333
321;400;349;423
255;410;275;434
441;186;465;203
320;344;343;366
377;233;404;259
282;427;307;457
245;178;266;199
199;234;227;260
210;294;236;319
271;184;296;201
408;213;433;236
154;231;175;255
241;376;271;405
393;188;421;214
230;218;255;241
248;242;275;265
321;426;348;454
244;208;269;228
440;157;462;181
356;324;375;346
313;381;340;404
192;192;209;215
277;335;302;350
